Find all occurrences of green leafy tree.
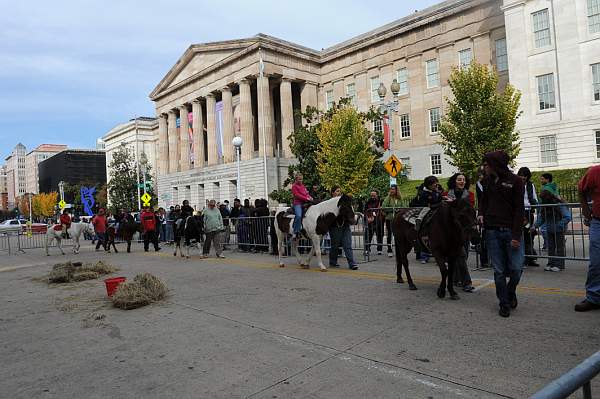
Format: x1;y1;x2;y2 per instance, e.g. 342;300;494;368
316;105;376;196
439;62;521;179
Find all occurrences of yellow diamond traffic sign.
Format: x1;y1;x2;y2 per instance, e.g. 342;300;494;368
384;154;402;177
141;193;152;206
58;200;66;209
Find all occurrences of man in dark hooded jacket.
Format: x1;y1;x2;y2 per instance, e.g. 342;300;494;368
479;151;525;318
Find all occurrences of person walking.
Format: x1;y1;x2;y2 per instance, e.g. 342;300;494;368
328;186;358;270
219;203;231;249
364;190;383;255
92;208;108;252
202;200;225;258
166;206;176;244
518;167;540;267
535;188;571;272
291;173;313;239
157;207;167;242
479;151;525;318
141;206;160;252
381;185;402;257
575;165;600;311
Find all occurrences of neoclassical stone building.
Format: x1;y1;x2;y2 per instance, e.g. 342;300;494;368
151;0;507;208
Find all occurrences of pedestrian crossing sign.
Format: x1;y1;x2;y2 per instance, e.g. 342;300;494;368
384;154;402;177
58;200;66;209
141;193;152;207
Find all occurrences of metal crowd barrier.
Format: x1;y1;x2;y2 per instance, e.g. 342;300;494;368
0;232;12;255
0;230;75;254
531;350;600;399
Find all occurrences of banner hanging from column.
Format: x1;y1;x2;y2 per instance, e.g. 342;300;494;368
215;101;224;159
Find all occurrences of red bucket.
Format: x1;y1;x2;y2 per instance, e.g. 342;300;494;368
104;277;126;297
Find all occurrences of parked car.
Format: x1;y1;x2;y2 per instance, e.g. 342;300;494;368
0;219;48;234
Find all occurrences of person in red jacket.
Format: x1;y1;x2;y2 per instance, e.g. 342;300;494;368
141;206;160;252
59;209;72;239
291;173;312;238
92;208;108;251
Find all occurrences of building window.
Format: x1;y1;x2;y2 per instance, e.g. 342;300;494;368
596;131;600;158
426;59;440;88
326;90;334;110
373;119;383;133
370;76;381;102
537;73;556;110
400;114;411;138
429;107;441;134
540;135;558;163
430;154;442;175
399;157;411;177
458;48;473;69
593;63;600;101
346;83;356;105
397;68;409;95
532;9;552;48
589;0;600;34
496;38;508;72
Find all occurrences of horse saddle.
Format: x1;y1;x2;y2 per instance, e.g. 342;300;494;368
402;207;437;253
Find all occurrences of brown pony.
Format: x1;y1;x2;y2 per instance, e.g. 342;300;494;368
392;199;479;299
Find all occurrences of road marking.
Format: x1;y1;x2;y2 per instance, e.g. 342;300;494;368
143;251;584;298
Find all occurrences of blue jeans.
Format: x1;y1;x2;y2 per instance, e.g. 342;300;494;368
586;219;600;305
293;204;302;235
329;223;356;268
486;228;524;308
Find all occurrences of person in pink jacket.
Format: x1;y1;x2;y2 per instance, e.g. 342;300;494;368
291;173;313;237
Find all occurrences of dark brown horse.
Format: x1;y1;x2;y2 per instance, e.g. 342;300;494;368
392;199;479;299
120;220;142;253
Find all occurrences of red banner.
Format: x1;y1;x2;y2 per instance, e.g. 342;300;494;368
383;115;390;150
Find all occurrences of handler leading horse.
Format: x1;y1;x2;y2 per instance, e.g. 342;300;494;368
45;222;95;256
275;194;357;271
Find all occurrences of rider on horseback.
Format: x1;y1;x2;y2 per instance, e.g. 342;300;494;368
60;209;71;239
291;173;313;239
414;176;443;231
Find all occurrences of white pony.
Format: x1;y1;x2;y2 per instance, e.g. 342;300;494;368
45;222;95;256
274;195;357;271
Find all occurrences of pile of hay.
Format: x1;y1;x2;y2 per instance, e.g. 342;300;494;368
111;273;168;310
48;261;118;284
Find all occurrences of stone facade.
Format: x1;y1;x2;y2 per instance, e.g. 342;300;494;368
4;143;27;210
25;144;68;195
151;0;507;208
503;0;600;171
0;165;7;211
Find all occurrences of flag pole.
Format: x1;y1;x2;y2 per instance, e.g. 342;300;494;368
134;116;141;211
259;50;269;200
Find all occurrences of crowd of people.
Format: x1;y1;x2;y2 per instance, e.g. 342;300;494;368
54;150;600;317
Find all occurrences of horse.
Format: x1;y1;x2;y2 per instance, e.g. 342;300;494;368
391;199;479;299
174;216;202;258
45;222;95;256
274;195;357;271
119;219;142;253
105;226;119;253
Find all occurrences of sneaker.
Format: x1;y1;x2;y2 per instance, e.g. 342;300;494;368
544;265;552;271
216;254;226;259
462;284;474;293
349;265;359;270
499;306;510;318
387;252;393;258
549;266;561;272
420;258;428;264
574;300;600;312
377;251;382;255
199;254;208;259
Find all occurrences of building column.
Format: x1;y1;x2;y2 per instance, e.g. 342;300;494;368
239;78;254;160
179;105;190;171
192;99;204;168
280;78;294;157
300;81;318;124
257;74;274;157
158;113;168;175
206;93;217;166
221;86;234;163
167;110;178;173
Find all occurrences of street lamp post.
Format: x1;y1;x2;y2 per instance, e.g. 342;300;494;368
28;192;32;222
377;79;401;185
139;152;148;195
232;136;243;200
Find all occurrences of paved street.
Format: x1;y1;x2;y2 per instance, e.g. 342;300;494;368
1;243;598;399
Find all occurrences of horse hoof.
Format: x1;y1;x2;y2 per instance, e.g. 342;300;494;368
409;284;418;291
397;277;404;284
320;267;327;272
279;264;285;268
186;256;190;259
301;264;309;269
437;288;446;298
450;294;460;300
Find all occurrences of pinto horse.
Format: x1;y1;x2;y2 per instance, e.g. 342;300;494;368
274;195;357;271
45;222;95;256
392;199;479;299
174;216;202;258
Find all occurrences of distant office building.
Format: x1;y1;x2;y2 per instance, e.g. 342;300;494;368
25;144;68;195
5;143;27;210
38;150;107;201
96;138;106;151
0;165;8;211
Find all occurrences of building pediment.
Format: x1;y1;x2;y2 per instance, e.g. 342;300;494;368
150;39;259;101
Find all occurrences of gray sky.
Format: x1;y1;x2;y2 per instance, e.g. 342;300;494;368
0;0;440;160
